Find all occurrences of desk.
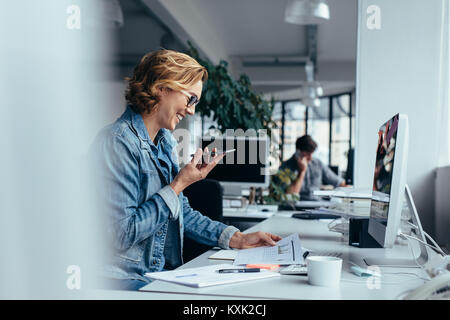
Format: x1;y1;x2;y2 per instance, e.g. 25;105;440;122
140;213;430;299
223;207;274;230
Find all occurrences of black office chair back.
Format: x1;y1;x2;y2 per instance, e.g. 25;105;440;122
182;179;223;262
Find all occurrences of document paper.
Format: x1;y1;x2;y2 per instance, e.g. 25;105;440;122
144;264;279;288
233;233;304;266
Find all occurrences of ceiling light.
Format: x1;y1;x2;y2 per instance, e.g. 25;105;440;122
302;96;321;108
301;83;322;107
301;60;323;107
284;0;330;25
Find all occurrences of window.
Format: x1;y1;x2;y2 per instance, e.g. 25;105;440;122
330;94;354;175
283;101;307;161
274;92;355;180
307;98;330;165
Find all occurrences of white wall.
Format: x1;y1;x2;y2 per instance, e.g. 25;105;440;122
355;0;448;237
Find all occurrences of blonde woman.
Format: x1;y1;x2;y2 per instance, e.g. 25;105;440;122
91;50;281;290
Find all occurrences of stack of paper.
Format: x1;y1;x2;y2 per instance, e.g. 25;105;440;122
208;249;238;261
145;264;279;288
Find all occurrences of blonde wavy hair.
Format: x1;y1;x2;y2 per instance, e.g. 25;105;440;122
125;49;208;114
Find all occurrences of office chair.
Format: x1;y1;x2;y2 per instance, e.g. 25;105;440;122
329;165;339;176
182;179;224;263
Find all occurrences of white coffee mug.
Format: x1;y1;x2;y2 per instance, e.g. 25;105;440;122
306;256;343;287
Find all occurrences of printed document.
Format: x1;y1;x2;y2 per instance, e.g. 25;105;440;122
233;233;304;265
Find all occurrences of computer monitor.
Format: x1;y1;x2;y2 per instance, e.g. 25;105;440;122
368;113;409;248
363;114;432;267
200;136;269;195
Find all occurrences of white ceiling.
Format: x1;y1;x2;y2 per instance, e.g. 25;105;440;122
187;0;357;61
119;0;358;97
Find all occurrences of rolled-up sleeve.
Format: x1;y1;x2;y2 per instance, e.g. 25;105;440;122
218;225;240;249
182;194;239;248
157;185;180;220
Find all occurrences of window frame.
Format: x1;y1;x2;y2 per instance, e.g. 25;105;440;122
276;92;354;170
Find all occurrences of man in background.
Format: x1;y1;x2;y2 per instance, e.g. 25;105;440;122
280;135;346;200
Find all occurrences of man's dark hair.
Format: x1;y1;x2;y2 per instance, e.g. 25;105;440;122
296;135;317;153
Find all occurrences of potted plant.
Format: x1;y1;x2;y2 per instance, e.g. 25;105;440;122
264;168;299;205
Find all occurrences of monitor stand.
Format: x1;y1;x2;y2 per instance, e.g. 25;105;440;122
363;185;429;268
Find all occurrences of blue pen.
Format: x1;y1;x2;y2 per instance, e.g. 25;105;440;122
175;273;198;278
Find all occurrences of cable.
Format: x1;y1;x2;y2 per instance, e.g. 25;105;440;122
327;218;344;232
404;221;447;256
400;232;446;256
424;232;447;255
347;260;429;282
404;235;427;269
341;275;425;285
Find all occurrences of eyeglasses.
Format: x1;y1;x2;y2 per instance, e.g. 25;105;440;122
180;90;199;107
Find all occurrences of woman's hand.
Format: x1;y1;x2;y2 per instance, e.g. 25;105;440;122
170;147;224;195
229;231;282;249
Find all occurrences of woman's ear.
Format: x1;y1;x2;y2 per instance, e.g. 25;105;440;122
158;86;172;96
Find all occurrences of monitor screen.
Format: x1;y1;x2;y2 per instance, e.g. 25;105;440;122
370;114;400;228
201;136;268;186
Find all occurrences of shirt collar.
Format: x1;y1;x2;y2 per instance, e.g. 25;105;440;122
123;105;177;150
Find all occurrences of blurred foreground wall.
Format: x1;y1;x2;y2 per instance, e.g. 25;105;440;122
0;0;115;298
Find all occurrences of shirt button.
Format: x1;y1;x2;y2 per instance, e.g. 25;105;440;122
156;231;163;236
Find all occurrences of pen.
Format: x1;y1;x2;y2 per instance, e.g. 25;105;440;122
217;268;261;273
175;273;198;278
190;149;236;157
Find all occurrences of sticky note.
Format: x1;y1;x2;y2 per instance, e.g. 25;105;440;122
246;264;280;271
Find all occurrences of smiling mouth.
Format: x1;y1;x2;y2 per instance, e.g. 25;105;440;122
176;113;184;122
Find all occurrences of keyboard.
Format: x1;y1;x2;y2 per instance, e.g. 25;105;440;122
292;212;341;220
280;252;342;275
280;264;307;275
308;251;342;258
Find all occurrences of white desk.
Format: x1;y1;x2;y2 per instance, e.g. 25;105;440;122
140;213;430;299
222;201;330;219
223;207;275;219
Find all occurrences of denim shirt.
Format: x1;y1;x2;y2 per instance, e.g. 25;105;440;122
91;106;239;282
